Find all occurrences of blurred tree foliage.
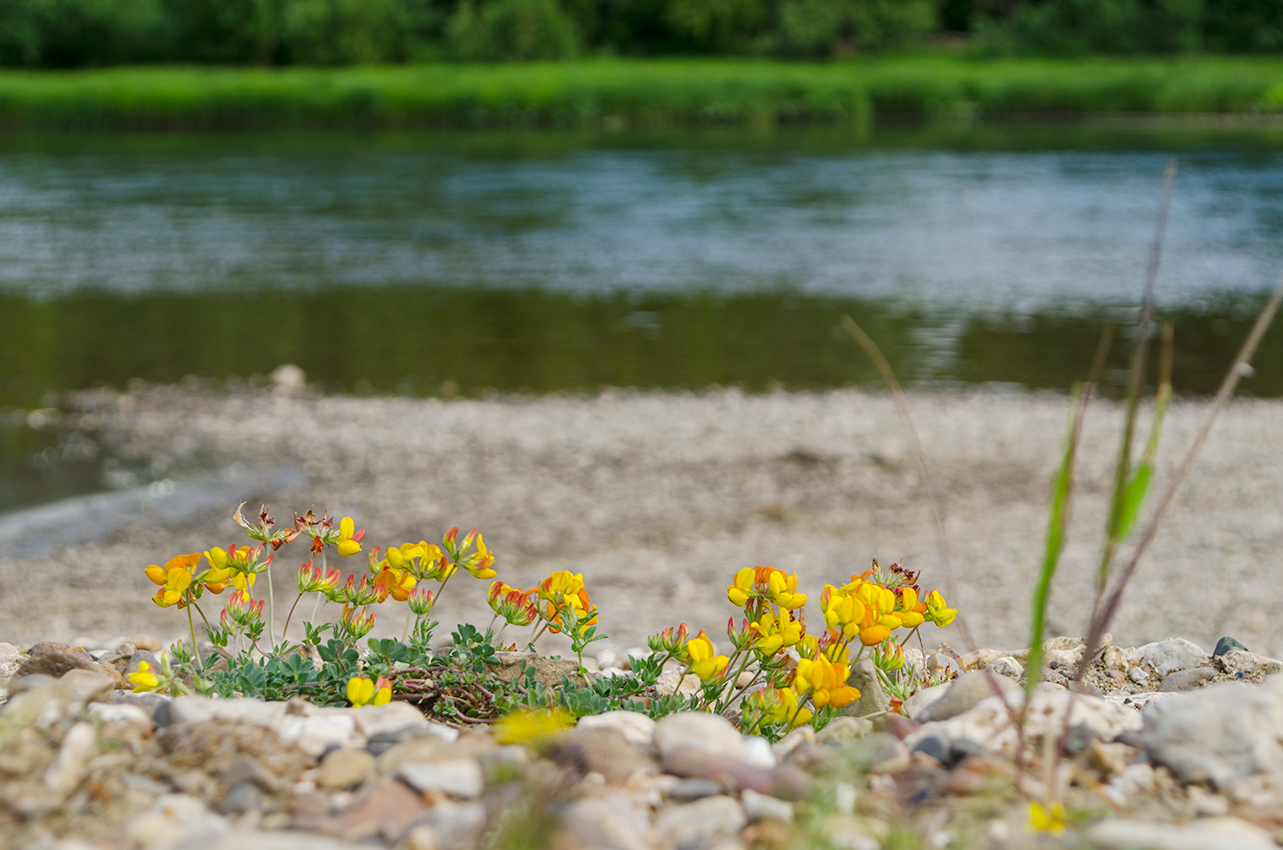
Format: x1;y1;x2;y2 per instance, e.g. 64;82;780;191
0;0;1280;66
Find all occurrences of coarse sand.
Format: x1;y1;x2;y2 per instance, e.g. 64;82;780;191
3;385;1281;658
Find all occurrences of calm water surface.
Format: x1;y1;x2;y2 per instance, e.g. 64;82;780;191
3;125;1283;510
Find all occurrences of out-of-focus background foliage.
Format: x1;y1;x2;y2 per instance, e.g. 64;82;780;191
2;0;1283;67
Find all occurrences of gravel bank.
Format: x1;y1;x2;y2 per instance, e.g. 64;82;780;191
4;386;1281;656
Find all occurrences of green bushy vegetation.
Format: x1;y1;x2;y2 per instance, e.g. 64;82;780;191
4;0;1283;65
2;57;1282;131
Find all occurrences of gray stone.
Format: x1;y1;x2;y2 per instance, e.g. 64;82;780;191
318;748;374;790
1138;677;1283;796
654;796;747;847
561;793;663;850
13;643;97;680
740;788;794;823
126;650;160;677
655;712;747;762
1139;638;1209;678
1088;817;1276;850
841;732;910;774
902;681;950;720
413;800;486;850
841;659;890;719
1160;667;1218;692
1215;637;1250;657
170;829;365;850
816;716;872;745
913;672;1021;723
668;778;725;800
986;656;1024;680
551;725;656;784
577;711;658;751
215;782;263;816
399;758;484;798
126;794;229;850
44;722;96;799
1219;650;1283;677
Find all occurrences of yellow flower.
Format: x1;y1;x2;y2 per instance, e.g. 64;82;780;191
683;629;729;682
494;708;575;745
337;517;363;557
128;661;160;693
794;655;860;710
463;534;497;579
770;687;813;727
821;585;866;643
1028;802;1065;834
145;553;200;607
898;586;926;629
749;609;803;656
727;566;806;610
925;590;957;628
346;675;391;707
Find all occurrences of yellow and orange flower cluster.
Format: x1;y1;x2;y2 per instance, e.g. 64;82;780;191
537;571;598;637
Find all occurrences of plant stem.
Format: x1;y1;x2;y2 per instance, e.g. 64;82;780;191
282;592;306;646
186;601;202;666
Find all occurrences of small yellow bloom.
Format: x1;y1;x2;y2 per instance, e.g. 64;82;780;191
898;586;926;629
794;655;860;710
925;590;957;628
749;609;803;656
346;675;391;707
494;708;575;745
683;629;729;682
337;517;363;557
1028;802;1065;834
769;687;813;727
128;661;160;693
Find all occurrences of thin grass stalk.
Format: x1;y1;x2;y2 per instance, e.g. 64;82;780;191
1078;272;1283;676
839;315;969;650
1094;159;1177;603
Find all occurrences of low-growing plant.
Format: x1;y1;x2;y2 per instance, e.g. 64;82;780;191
138;501;958;735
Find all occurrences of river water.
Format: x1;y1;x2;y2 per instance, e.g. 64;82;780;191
2;124;1283;511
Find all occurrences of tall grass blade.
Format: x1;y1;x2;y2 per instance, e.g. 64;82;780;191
1116;322;1174;540
1080;273;1283;677
839;315;973;650
1024;326;1113;702
1095;159;1177;597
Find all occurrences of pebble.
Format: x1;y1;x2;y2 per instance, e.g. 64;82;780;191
1130;666;1151;684
551;726;655;784
842;658;890;719
1159;667;1218;692
1089;817;1277;850
1139;638;1209;678
1218;650;1283;677
12;643;99;681
336;780;426;841
561;793;661;850
655;712;747;762
43;722;96;799
169;829;366;850
653;795;747;847
317;748;374;790
577;710;658;750
668;778;725;800
816;716;873;745
1214;636;1249;657
741;788;794;823
913;672;1021;723
741;735;776;768
126;794;229;849
1139;677;1283;796
399;758;485;798
985;656;1024;680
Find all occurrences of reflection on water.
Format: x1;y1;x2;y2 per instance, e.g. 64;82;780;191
2;125;1283;511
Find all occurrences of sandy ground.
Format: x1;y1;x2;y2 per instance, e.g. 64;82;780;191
3;384;1282;658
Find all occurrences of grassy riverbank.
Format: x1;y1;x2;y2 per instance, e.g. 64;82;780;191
2;56;1283;130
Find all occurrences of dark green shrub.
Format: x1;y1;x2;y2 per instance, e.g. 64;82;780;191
976;0;1203;54
447;0;582;60
0;0;169;66
1204;0;1283;50
779;0;936;53
277;0;409;64
163;0;273;64
664;0;770;52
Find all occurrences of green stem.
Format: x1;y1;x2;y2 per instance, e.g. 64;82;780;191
265;561;277;650
282;591;306;646
186;600;202;666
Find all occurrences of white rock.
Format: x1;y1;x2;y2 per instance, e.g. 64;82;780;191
126;794;229;849
577;710;657;751
291;713;359;756
45;722;96;799
561;792;661;850
904;688;1142;757
169;697;290;728
654;796;747;846
902;681;950;720
88;702;154;726
1219;650;1283;677
1138;676;1283;797
399;759;485;798
1139;638;1209;678
1101;763;1156;806
986;656;1024;680
742;735;776;768
1089;817;1276;850
0;642;22;683
1130;666;1151;684
741;788;793;823
654;712;747;762
345;702;452;741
